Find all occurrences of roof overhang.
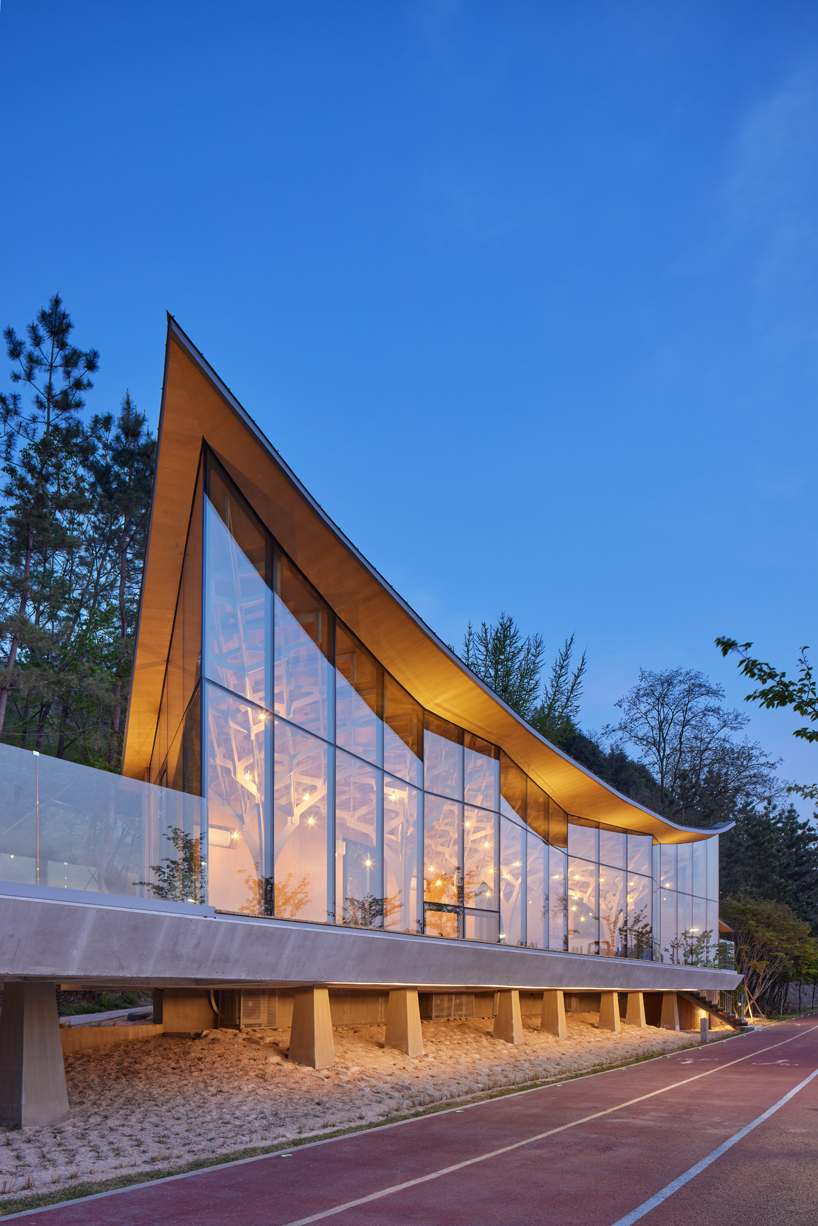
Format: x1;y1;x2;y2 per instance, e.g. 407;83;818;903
123;318;731;846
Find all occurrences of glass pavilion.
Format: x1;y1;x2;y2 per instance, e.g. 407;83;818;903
123;321;725;969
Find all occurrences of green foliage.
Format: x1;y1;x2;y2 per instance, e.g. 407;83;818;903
462;614;544;721
530;634;587;745
717;636;818;801
0;298;155;770
720;802;818;932
138;827;206;904
721;893;818;1005
58;991;141;1017
461;614;586;743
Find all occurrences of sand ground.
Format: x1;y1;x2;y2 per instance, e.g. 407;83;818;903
0;1014;726;1203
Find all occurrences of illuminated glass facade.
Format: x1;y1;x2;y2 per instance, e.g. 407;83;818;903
147;448;721;962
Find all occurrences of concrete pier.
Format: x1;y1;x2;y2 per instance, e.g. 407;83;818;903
541;989;568;1039
625;991;647;1028
494;990;524;1045
288;987;335;1068
598;991;621;1032
385;989;423;1058
0;982;69;1128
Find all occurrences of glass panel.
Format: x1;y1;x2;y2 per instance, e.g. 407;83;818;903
549;799;568;848
425;906;459;939
383;673;422;787
598;866;625;957
677;843;692;895
659;844;677;890
691;841;706;897
274;551;333;740
383;775;420;933
423;795;460;907
463;733;499;811
677;892;693;943
463;805;497;910
568;822;597;862
465;909;500;942
599;829;625;869
205;471;270;710
691;895;707;939
500;753;526;821
568;857;599;954
273;719;330;923
205;685;270;915
706;836;719;900
549;848;567;950
424;713;462;799
660;890;677;959
626;872;653;958
165;684;202;797
627;834;652;876
150;673;169;785
151;471;203;781
526;832;547;949
335;749;381;927
335;623;381;766
526;779;548;842
707;900;720;954
500;817;524;945
0;744;202;901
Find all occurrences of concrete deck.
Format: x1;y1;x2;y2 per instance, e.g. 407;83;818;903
0;890;740;993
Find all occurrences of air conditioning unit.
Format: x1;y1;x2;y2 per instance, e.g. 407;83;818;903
215;989;278;1030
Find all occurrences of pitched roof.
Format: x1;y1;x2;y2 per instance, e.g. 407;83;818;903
123;318;731;845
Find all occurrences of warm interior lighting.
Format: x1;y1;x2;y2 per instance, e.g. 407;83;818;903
307;817;315;826
365;858;373;868
244;771;251;781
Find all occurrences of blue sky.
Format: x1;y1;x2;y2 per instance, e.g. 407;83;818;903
2;1;817;803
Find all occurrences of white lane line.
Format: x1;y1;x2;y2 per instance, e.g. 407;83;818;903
609;1065;818;1225
278;1025;818;1226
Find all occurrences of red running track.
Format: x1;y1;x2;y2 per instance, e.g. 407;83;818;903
9;1015;818;1226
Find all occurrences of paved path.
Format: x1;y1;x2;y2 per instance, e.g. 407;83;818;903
10;1015;818;1225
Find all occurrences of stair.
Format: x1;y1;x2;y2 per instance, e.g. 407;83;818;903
677;990;752;1031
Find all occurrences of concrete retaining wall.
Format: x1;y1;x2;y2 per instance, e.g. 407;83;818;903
60;1023;164;1056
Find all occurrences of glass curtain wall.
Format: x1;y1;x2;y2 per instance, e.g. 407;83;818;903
657;840;720;964
148;445;722;959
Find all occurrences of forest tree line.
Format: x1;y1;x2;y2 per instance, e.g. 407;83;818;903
0;297;155;769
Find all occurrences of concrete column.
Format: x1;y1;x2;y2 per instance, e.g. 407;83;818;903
625;992;647;1028
0;982;69;1128
598;991;621;1033
385;989;423;1057
494;990;524;1045
288;987;335;1068
660;992;680;1031
540;989;567;1039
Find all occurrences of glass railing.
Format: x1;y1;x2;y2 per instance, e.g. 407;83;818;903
0;743;205;903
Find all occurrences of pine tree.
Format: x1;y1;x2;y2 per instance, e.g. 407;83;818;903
0;295;98;742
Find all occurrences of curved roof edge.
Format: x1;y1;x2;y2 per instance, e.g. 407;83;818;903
123;317;733;846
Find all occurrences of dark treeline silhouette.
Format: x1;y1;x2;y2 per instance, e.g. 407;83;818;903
0;296;155;770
